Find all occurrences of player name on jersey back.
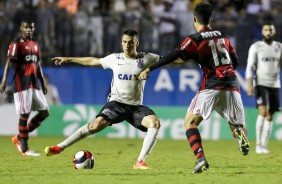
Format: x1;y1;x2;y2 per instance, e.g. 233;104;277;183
201;31;222;38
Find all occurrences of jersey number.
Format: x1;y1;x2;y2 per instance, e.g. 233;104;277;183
208;39;231;66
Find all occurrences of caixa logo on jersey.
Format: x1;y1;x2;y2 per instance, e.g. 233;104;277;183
118;74;138;80
25;54;38;62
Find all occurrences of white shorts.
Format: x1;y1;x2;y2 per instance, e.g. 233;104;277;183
188;90;245;126
13;88;49;114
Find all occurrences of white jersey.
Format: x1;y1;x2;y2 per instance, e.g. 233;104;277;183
246;41;282;88
100;52;160;105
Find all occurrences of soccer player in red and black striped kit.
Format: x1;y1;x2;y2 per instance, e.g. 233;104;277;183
138;3;249;173
0;19;49;156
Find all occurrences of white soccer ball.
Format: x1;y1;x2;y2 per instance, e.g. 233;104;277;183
72;150;95;169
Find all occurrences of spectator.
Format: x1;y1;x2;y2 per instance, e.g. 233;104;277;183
157;0;178;56
139;0;159;52
88;7;104;56
34;0;56;62
103;1;122;55
72;1;89;56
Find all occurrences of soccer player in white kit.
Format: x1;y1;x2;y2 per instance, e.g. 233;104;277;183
44;30;161;169
246;21;282;154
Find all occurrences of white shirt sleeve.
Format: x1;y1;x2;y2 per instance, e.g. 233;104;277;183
146;53;160;66
245;43;257;79
100;54;115;69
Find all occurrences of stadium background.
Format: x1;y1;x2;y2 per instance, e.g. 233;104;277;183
1;0;282;140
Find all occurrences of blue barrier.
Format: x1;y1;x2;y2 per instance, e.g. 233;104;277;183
0;67;261;107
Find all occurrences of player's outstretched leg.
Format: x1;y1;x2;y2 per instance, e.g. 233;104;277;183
44;123;92;156
44;145;62;156
233;127;250;156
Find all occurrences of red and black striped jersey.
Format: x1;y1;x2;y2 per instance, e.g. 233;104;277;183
7;36;41;92
177;27;239;92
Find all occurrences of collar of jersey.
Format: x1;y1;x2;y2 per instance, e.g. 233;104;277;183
19;35;33;42
199;27;212;32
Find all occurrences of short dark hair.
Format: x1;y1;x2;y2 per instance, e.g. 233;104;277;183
123;29;138;38
21;18;35;25
194;3;213;25
262;21;274;27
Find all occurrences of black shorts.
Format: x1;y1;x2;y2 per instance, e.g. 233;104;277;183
255;85;280;112
96;101;156;132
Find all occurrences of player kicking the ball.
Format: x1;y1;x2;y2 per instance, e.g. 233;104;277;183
138;3;249;173
44;30;161;169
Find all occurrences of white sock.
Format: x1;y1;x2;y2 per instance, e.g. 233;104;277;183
261;120;273;148
137;128;159;162
58;124;91;150
256;115;264;146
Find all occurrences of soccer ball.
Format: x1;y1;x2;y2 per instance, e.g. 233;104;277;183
72;150;95;169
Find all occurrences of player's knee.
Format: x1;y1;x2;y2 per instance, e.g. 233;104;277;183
40;110;49;119
88;118;109;132
20;114;29;119
259;112;266;117
184;119;200;129
88;122;99;132
266;115;273;121
44;111;50;118
153;119;161;129
146;117;161;129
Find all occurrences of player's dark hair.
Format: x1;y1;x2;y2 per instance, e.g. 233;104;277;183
262;21;274;27
21;18;35;25
123;29;138;38
194;3;213;25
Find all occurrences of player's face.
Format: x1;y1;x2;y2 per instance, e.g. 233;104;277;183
121;35;139;56
262;25;276;42
20;22;35;39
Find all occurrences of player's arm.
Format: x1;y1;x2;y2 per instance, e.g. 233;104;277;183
37;62;47;94
0;59;11;93
149;50;182;71
245;44;257;96
138;50;182;80
51;57;101;66
228;41;239;69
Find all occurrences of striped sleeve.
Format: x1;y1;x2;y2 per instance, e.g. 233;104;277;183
7;42;18;60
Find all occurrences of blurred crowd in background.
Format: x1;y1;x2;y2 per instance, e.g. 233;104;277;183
0;0;282;68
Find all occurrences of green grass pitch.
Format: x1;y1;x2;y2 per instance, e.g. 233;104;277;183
0;136;281;184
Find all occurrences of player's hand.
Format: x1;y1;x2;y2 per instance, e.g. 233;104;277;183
51;57;70;65
0;82;6;93
138;68;150;80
